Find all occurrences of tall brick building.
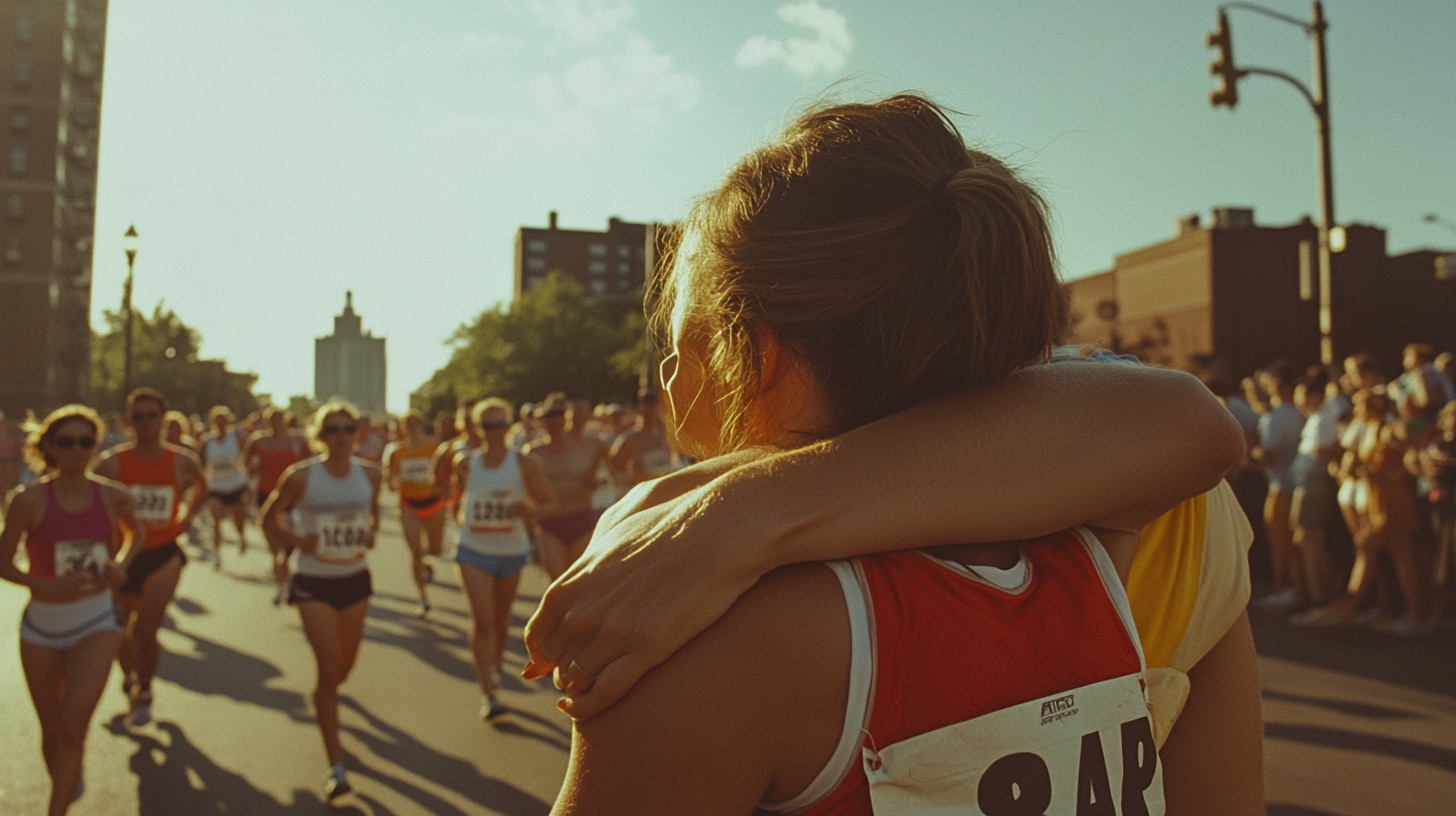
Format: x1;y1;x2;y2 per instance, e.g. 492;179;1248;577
1064;207;1456;381
0;0;108;415
513;211;648;302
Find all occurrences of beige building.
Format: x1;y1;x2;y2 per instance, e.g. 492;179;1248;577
0;0;108;415
314;292;386;416
1065;207;1456;381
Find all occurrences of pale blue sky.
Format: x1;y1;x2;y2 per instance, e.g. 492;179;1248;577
90;0;1456;412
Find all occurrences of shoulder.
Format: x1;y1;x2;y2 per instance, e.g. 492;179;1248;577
93;444;127;474
93;475;133;505
7;481;46;515
281;457;315;484
359;459;382;480
164;442;202;466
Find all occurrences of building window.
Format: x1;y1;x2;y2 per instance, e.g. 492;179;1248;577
5;193;21;218
618;278;631;291
14;60;30;86
617;245;632;258
527;274;543;288
527;239;548;253
526;257;546;271
588;261;607;275
4;235;20;265
587;243;607;258
17;18;33;43
9;148;26;175
10;105;27;132
617;262;631;274
591;280;606;296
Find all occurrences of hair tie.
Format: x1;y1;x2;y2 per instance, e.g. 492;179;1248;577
930;171;955;201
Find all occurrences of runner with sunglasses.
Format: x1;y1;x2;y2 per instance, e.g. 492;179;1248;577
1;405;137;815
261;401;382;800
452;398;556;719
93;388;206;726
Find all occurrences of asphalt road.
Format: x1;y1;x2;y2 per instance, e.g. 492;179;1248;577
1;497;1453;815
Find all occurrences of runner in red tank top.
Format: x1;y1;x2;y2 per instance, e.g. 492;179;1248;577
94;388;205;726
245;407;308;600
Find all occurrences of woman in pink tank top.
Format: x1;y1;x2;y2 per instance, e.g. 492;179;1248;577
0;404;138;815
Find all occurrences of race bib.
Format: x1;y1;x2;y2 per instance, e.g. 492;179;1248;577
55;539;109;579
209;454;239;478
399;457;433;484
131;484;175;527
864;673;1164;815
467;488;517;533
314;511;370;561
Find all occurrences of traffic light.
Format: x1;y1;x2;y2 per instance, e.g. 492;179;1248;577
1207;10;1242;108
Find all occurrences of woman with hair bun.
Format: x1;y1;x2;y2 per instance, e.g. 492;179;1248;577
543;95;1256;814
260;400;381;800
0;405;137;815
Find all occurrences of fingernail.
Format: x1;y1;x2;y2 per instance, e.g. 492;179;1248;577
557;698;571;714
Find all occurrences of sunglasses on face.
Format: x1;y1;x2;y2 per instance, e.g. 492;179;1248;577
51;435;96;450
321;424;357;436
478;420;511;430
129;411;162;421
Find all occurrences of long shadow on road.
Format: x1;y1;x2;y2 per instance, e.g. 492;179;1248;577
1249;608;1456;697
157;624;312;722
103;717;322;815
339;695;552;816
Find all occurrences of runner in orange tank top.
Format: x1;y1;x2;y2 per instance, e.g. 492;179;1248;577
93;388;205;727
387;411;447;615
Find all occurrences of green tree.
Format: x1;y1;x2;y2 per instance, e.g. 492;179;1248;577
92;302;258;417
413;272;648;411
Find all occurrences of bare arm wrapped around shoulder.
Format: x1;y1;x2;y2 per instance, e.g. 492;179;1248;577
525;361;1243;718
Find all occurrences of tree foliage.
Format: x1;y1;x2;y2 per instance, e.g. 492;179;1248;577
413;272;649;414
92;302;258;417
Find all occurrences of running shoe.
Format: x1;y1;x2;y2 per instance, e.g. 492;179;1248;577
1389;617;1434;639
415;600;431;619
72;775;84;803
273;585;286;606
129;689;153;727
325;765;351;800
480;696;507;720
423;563;435;584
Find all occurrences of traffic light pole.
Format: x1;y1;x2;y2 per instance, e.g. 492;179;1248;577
1209;1;1335;365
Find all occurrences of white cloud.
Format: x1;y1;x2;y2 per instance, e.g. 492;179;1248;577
736;0;851;78
526;0;699;123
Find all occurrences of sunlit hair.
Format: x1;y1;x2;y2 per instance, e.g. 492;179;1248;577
24;404;104;472
1405;343;1435;364
653;94;1066;454
471;397;515;426
209;405;234;422
126;387;167;416
164;411;190;439
306;400;362;451
455;397;482;433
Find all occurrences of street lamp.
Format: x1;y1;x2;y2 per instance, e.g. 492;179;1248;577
1207;1;1335;365
121;224;138;402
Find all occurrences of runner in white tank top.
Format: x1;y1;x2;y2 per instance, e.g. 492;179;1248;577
260;402;381;802
451;398;556;720
200;406;251;567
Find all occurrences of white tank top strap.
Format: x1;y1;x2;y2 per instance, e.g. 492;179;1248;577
757;559;875;813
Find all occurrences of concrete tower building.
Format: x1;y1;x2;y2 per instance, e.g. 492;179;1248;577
314;291;386;416
0;0;109;415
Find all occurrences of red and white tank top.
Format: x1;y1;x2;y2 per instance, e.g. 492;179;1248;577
767;527;1163;816
116;447;184;549
25;481;112;583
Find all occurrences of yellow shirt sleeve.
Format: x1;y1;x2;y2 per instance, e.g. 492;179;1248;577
1125;480;1253;745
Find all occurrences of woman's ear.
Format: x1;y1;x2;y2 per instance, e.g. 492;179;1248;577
745;325;827;447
